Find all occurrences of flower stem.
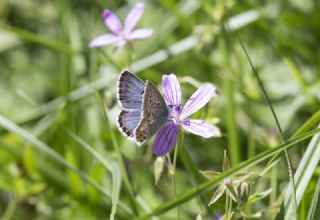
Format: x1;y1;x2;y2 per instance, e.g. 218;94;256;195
169;132;182;220
126;43;134;71
98;48;118;68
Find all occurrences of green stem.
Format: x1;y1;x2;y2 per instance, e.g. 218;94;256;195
134;128;320;219
98;48;119;68
220;21;240;166
228;194;233;218
237;36;298;219
94;91;139;216
270;166;277;205
1;194;17;220
171;173;180;220
126;43;134;71
170;132;182;220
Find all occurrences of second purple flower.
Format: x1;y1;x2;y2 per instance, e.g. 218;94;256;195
89;3;153;48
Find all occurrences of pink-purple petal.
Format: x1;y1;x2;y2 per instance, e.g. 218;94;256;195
126;28;153;40
102;9;123;34
182;119;221;138
153;121;179;156
180;83;216;120
162;74;182;106
124;3;145;34
88;34;118;48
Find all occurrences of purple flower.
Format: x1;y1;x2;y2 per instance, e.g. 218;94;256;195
153;74;221;156
88;3;153;48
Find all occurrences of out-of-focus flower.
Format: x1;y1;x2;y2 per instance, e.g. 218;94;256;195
89;3;153;48
154;157;164;185
153;74;221;156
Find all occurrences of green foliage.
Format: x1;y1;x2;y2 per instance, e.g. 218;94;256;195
0;0;320;219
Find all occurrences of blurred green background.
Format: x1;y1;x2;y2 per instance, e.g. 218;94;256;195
0;0;319;219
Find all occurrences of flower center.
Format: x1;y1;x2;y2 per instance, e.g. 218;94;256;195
169;104;182;125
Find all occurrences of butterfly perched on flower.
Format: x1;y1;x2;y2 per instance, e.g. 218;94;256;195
116;71;221;156
116;71;169;145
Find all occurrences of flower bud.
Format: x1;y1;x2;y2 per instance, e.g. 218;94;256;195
154;157;164;185
237;181;250;206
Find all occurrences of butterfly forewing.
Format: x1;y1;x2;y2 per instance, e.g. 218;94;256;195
117;71;145;110
117;71;145;138
134;81;169;144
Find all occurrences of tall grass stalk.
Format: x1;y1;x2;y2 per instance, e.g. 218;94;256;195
135;128;320;219
93;88;139;216
236;36;298;219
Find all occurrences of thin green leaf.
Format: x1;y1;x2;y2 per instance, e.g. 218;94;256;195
291;110;320;139
223;150;230;172
110;161;121;220
199;171;222;180
66;130;113;172
135;128;320;219
0;23;73;53
225;184;239;203
233;172;253;185
0;114;132;216
285;125;320;219
237;36;297;219
248;188;272;204
307;176;320;220
209;185;225;206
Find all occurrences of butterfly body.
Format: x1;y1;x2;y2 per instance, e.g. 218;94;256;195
117;71;169;145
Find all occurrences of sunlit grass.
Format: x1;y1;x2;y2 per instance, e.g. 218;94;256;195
0;0;319;219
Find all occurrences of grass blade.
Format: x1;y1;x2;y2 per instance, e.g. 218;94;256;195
65;130;123;219
285;125;320;219
66;130;113;172
307;176;320;220
0;114;132;215
110;161;121;220
237;36;298;219
0;23;73;53
135;128;320;219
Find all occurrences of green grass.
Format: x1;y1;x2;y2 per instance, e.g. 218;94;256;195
0;0;320;219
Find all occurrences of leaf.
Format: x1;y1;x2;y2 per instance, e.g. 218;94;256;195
307;176;320;220
232;172;253;185
65;150;83;196
135;128;320;219
23;146;37;175
285;125;320;220
248;188;272;204
199;170;222;180
196;214;203;220
223;150;230;172
238;36;298;219
209;185;225;206
110;161;121;220
225;184;240;204
0;114;132;216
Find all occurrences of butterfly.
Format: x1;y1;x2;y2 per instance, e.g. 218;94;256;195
116;71;169;145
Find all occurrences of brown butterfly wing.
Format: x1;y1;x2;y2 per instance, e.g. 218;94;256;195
135;81;169;144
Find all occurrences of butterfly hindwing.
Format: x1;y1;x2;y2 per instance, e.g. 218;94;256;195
117;110;141;138
134;81;169;144
117;71;145;110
